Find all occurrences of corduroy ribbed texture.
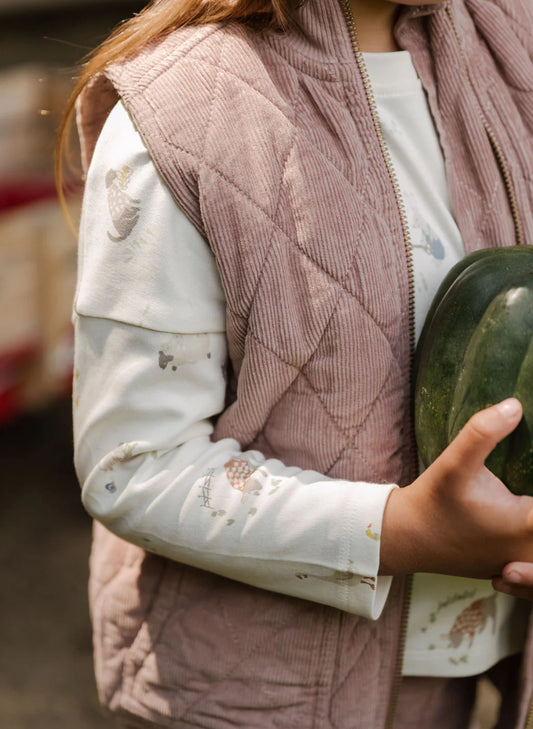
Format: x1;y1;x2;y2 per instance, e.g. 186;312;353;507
77;1;533;726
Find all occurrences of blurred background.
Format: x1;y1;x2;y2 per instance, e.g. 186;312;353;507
0;1;504;727
0;2;143;727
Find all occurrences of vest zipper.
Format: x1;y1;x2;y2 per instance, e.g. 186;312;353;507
383;574;413;729
444;4;525;247
446;8;531;725
336;2;527;726
336;3;416;727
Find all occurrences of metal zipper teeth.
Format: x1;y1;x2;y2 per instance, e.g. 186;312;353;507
384;573;413;729
336;3;416;728
336;4;525;727
445;4;525;247
335;0;417;387
526;701;533;729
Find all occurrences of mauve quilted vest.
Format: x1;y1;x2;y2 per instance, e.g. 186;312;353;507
77;0;533;726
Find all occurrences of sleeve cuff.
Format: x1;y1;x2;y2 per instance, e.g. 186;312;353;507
342;482;398;619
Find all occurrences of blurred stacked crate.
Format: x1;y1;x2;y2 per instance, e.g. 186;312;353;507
0;62;79;422
0;0;142;424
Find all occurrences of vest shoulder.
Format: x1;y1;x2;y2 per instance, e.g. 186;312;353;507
106;22;299;172
107;23;296;109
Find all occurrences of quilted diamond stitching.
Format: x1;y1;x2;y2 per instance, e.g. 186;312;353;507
144;60;378;260
120;25;222;95
198;31;226;175
179;607;324;723
130;19;408;479
298;370;351;445
149;98;374;294
142;55;399;322
328;629;374;729
238;215;400;471
193;57;360;183
324;372;396;478
246;333;394;481
492;0;533;43
184;56;299;121
245;96;302;311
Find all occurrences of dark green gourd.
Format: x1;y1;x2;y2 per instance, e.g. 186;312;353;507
414;247;533;495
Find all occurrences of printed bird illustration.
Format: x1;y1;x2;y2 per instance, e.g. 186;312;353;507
412;227;445;260
106;166;141;242
442;595;497;649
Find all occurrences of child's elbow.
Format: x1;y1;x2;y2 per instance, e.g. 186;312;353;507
80;471;125;528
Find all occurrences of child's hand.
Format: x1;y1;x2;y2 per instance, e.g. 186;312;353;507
380;398;533;595
493;564;533;600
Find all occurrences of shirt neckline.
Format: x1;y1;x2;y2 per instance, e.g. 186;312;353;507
361;50;422;98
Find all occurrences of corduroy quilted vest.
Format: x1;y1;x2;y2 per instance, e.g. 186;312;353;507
77;1;533;726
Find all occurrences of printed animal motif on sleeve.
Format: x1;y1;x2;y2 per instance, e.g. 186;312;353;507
365;523;380;541
99;442;141;472
158;334;211;372
106;166;141;242
442;595;497;649
295;566;376;590
224;457;264;502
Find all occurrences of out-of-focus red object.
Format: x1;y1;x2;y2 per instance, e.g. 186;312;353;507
0;64;80;422
0;342;42;424
0;198;79;421
0;178;58;212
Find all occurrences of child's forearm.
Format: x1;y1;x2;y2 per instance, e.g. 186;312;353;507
379;398;533;590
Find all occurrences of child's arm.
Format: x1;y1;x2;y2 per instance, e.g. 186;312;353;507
380;398;533;599
74;312;396;619
73;100;396;619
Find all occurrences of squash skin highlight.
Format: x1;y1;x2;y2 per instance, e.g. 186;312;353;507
414;247;533;496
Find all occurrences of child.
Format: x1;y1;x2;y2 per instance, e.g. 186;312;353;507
60;0;533;726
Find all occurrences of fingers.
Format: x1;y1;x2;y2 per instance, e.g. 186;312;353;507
493;562;533;600
439;398;522;479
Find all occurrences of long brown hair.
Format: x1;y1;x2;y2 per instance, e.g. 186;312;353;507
56;0;297;214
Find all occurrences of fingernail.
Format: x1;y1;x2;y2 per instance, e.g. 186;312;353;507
496;398;522;418
505;570;522;584
494;579;512;594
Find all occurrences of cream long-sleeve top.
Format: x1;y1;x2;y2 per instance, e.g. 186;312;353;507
73;50;527;677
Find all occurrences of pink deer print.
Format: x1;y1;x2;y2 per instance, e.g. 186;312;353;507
443;595;497;649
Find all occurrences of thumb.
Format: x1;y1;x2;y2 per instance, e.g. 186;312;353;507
438;398;522;479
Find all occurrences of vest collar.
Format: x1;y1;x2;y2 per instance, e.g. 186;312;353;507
271;0;447;77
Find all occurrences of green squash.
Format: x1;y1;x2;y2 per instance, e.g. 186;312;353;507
414;246;533;495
